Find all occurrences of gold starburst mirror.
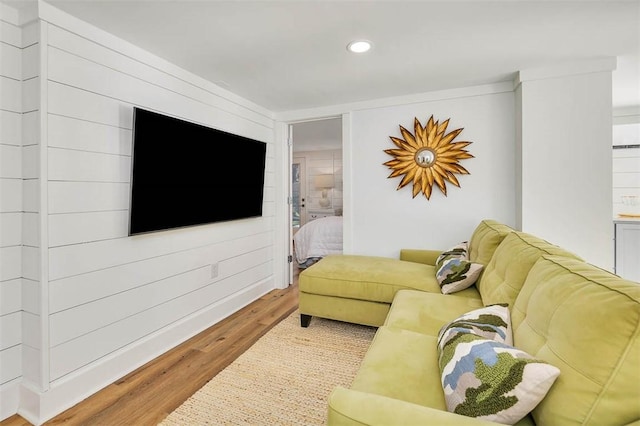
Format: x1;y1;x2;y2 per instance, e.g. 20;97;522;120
383;115;474;200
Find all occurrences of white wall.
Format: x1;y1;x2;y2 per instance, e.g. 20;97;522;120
349;89;516;257
2;3;278;424
279;63;616;269
517;62;614;270
1;4;41;418
0;3;24;417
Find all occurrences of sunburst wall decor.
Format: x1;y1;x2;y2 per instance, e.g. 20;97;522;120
383;115;474;200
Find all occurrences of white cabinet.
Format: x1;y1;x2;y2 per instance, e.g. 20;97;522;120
308;209;335;222
614;220;640;283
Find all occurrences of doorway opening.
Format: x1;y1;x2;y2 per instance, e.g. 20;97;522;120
289;117;343;281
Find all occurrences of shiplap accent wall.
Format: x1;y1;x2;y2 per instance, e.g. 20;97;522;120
43;17;276;380
612;122;640;217
613;147;640;217
2;3;277;422
0;6;40;418
0;4;24;411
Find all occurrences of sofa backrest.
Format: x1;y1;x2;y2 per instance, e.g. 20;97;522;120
468;219;514;266
512;255;640;425
477;231;582;308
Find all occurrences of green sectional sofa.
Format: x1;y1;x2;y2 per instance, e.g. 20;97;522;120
298;220;640;425
298;219;514;327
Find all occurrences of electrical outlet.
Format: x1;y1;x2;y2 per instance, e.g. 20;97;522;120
211;263;219;278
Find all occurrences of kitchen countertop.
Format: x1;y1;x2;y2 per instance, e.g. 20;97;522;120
614;216;640;224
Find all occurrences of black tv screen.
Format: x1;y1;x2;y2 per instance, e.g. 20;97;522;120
129;107;267;235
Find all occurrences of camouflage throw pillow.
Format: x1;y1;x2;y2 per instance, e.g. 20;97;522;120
438;333;560;425
437;304;512;352
436;241;469;268
436;258;483;294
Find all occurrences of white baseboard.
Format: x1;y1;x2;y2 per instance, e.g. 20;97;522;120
16;279;274;425
0;379;21;422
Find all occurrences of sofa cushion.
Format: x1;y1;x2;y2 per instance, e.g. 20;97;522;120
350;326;447;409
298;293;392;327
512;255;640;425
439;332;560;425
300;255;479;304
328;386;513;426
437;259;484;294
477;231;582;308
468;219;514;266
436;241;469;268
384;290;483;336
437;304;512;351
399;248;442;265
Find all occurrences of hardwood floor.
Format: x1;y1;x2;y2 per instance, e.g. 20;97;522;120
2;272;300;426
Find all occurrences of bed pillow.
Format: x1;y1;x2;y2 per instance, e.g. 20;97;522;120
436;241;469;268
436;258;483;294
437;304;512;351
438;333;560;425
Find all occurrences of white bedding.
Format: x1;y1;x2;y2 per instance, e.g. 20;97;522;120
293;216;343;266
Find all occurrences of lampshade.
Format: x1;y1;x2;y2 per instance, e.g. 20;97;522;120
314;174;334;189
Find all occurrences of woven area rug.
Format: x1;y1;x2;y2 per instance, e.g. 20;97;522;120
159;311;376;425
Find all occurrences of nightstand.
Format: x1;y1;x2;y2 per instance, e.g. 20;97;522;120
308;209;335;221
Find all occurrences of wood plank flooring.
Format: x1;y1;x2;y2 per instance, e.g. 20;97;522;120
2;272;300;426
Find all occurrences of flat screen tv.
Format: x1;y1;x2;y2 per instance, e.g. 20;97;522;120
129;107;267;235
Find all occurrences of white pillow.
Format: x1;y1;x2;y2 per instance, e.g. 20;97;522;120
436;241;469;268
437;304;512;352
436;258;483;294
438;308;560;425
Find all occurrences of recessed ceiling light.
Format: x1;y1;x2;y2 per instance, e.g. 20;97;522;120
347;40;372;53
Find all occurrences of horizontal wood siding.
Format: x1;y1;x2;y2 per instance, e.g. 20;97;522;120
613;147;640;216
296;149;343;213
19;19;42;393
0;7;25;409
44;23;276;384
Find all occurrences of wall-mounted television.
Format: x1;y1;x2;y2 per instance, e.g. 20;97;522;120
129;107;267;235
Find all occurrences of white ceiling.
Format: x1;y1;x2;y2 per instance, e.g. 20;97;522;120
7;0;637;113
292;118;342;152
3;0;639;150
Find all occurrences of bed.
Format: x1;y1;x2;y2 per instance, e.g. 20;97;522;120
293;216;343;268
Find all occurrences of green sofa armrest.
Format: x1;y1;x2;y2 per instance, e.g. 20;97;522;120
327;387;500;426
399;249;442;265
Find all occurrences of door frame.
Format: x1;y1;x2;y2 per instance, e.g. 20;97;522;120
292;155;308;227
274;113;349;289
284;115;345;286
